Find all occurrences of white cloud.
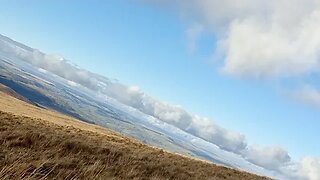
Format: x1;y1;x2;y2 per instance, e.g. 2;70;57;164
67;80;79;87
241;145;291;171
37;68;47;73
104;84;248;153
187;115;247;153
222;11;320;78
298;157;320;180
145;0;320;78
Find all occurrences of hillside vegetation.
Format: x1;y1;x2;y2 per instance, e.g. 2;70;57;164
0;88;271;180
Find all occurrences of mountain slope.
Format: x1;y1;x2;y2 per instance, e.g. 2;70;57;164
0;91;271;180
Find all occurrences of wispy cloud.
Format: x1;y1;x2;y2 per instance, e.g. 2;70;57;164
292;86;320;108
186;24;204;53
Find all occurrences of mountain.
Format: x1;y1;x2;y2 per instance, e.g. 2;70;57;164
0;34;276;178
0;88;271;180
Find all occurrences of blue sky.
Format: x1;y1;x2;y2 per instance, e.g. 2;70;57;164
1;0;320;162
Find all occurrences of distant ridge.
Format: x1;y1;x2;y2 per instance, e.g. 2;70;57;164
0;33;34;52
0;83;33;104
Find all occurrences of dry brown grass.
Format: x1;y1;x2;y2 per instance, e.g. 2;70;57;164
0;90;271;180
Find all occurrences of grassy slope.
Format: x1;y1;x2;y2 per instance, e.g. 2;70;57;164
0;89;271;180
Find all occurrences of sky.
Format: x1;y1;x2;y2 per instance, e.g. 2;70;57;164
1;0;320;178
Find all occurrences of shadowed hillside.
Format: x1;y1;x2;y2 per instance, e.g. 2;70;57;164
0;89;271;180
0;84;32;104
